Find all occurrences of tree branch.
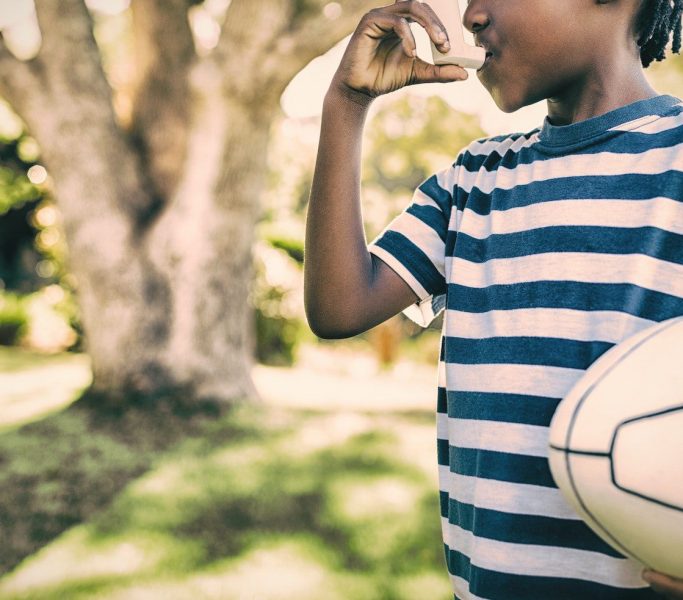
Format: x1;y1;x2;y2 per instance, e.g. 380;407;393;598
217;0;385;109
0;32;40;116
277;0;387;80
24;0;157;224
129;0;197;200
217;0;291;106
29;1;122;121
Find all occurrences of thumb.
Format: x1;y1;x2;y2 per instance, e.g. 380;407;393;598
408;58;469;85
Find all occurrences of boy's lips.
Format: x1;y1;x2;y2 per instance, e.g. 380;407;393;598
478;51;494;72
474;39;495;72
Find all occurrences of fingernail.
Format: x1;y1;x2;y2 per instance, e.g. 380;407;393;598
438;30;448;42
443;40;450;50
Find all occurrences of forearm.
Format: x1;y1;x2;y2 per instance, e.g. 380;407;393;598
304;87;376;338
304;2;459;338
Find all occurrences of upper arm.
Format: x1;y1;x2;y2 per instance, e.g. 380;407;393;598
308;162;462;339
308;254;418;340
363;167;458;330
365;253;422;327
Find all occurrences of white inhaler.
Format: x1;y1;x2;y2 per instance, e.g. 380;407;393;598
428;0;485;69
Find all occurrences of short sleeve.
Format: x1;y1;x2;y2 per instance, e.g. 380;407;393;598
368;165;456;327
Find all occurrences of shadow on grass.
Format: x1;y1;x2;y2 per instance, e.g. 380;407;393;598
0;392;449;599
0;389;248;577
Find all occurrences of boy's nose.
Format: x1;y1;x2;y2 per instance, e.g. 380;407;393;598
462;0;490;34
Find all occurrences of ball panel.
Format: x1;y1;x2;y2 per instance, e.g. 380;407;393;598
563;317;683;453
569;452;683;578
547;318;668;450
560;453;638;561
612;407;683;511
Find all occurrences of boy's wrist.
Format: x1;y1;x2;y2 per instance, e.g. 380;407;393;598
325;81;375;113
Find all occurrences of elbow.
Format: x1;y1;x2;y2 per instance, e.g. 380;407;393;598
304;278;371;339
304;301;362;340
305;312;355;340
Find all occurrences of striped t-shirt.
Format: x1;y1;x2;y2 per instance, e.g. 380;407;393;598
368;94;683;600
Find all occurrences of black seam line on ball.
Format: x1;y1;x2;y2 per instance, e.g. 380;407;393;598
549;445;608;457
609;406;683;513
564;315;683;455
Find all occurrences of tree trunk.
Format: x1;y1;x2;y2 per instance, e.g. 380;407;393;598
144;60;276;402
0;0;384;406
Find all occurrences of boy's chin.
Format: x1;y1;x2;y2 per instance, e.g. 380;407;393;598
489;92;525;114
486;86;537;114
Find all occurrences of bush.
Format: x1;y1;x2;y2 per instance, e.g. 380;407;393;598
268;236;304;265
252;241;305;367
255;290;305;366
0;291;28;345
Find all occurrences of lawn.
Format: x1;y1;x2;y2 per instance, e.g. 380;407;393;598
0;346;450;599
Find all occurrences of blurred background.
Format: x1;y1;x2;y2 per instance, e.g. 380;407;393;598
0;1;681;598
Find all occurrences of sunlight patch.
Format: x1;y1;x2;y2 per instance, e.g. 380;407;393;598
190;540;343;600
284;413;373;456
394;571;452;599
388;420;440;484
334;476;421;521
0;529;157;595
134;460;201;498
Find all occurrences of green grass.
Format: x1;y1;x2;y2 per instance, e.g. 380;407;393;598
0;350;450;599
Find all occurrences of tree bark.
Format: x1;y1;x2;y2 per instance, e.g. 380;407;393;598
0;0;384;405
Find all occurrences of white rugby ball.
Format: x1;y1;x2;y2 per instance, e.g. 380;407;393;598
548;316;683;578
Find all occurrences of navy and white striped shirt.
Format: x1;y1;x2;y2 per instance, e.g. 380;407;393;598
369;94;683;600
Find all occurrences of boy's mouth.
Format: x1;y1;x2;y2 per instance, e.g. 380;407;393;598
478;52;494;72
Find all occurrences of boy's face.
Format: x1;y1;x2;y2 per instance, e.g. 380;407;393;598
462;0;641;114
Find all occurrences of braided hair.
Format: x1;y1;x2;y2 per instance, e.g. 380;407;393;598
637;0;683;67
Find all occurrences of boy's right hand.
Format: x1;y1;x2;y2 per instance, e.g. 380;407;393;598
330;0;469;106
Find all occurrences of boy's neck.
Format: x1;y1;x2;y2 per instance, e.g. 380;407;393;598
545;54;658;127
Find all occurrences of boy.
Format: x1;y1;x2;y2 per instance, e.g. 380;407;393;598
304;1;683;598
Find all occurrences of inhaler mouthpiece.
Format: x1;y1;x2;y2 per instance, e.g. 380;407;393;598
428;0;485;69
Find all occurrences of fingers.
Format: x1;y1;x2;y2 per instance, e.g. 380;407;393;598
385;0;451;54
363;12;418;58
396;17;417;58
407;57;468;85
643;570;683;599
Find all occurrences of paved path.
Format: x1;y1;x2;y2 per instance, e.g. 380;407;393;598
0;348;436;429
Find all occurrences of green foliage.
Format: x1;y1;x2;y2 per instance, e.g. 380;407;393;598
253;235;305;366
252;241;305;366
267;235;304;265
647;51;683;97
0;165;40;216
255;301;304;367
361;94;486;240
0;291;28;346
0;103;52;294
